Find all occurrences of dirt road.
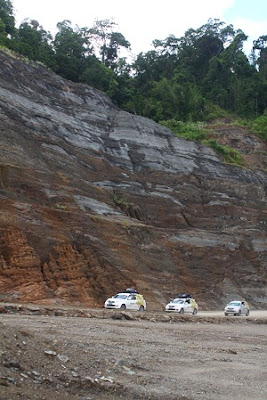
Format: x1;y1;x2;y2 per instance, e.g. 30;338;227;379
198;310;267;318
0;307;267;400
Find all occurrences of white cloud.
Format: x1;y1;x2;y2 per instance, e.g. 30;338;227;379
13;0;266;57
12;0;237;55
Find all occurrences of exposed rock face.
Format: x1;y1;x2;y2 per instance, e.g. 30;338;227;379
0;50;266;309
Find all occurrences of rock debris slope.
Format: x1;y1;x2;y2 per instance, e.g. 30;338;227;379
0;50;266;309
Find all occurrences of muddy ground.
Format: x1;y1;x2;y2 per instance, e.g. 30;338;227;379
0;305;267;400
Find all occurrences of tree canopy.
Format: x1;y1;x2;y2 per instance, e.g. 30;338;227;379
0;1;266;124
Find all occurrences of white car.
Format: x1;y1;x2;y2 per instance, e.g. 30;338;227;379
224;300;250;316
165;297;198;315
104;291;146;311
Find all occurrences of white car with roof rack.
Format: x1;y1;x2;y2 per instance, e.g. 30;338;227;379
165;294;198;315
104;288;146;311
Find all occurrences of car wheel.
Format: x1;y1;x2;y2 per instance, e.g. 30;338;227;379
179;308;184;315
192;308;197;315
225;313;228;316
246;310;250;316
120;304;126;310
139;305;144;312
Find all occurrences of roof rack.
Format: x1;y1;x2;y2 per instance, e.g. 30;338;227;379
176;293;193;299
125;288;139;294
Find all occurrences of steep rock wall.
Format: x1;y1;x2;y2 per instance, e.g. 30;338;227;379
0;50;266;309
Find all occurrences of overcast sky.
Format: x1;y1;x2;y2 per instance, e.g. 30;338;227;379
12;0;267;57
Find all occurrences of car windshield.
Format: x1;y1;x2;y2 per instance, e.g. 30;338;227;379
113;294;128;299
228;302;241;306
172;299;184;304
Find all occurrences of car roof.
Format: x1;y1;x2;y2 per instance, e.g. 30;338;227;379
117;292;142;296
171;297;195;301
228;300;248;304
176;296;194;299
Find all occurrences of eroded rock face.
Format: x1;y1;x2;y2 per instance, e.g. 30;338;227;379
0;50;266;309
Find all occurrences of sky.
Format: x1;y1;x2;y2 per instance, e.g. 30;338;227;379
12;0;267;57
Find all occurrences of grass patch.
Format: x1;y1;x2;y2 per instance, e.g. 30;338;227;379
159;119;207;141
253;112;267;142
55;203;67;210
202;139;244;166
113;193;129;209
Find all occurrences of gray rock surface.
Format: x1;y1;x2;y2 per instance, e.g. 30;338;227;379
0;50;266;309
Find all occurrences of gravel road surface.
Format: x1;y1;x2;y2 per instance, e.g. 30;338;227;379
0;306;267;400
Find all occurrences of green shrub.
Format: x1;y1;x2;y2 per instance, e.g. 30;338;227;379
159;119;207;141
55;203;67;210
113;193;129;209
234;118;253;128
202;139;244;166
253;111;267;142
204;103;233;121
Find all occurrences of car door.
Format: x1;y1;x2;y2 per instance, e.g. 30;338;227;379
241;302;246;315
184;299;191;313
127;295;137;310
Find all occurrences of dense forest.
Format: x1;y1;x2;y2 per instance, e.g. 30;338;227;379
0;0;266;140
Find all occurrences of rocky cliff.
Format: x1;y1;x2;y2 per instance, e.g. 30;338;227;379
0;50;266;309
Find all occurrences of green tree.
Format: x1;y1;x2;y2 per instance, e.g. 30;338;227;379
252;35;267;75
89;19;130;67
0;0;15;34
11;19;56;68
0;15;6;43
105;32;130;68
53;20;91;81
80;55;116;92
0;0;15;45
252;35;267;112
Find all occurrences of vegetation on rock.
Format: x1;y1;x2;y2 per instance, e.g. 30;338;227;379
0;0;266;127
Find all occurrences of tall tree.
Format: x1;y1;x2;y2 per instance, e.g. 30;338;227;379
105;31;130;68
252;35;267;112
0;0;15;44
89;19;130;67
252;35;267;77
53;20;91;81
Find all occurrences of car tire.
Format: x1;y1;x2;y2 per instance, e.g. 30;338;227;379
179;308;184;315
225;313;228;316
192;308;197;315
120;304;126;310
139;305;144;312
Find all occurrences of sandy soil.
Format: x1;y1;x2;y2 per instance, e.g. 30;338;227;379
0;306;267;400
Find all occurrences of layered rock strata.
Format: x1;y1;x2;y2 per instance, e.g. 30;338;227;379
0;50;266;309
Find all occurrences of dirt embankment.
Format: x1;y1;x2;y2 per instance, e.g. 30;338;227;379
0;304;267;400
